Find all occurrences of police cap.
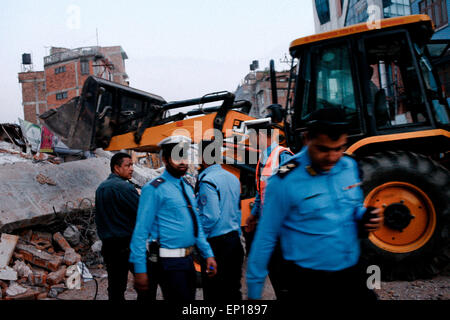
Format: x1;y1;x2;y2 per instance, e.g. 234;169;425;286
158;135;192;158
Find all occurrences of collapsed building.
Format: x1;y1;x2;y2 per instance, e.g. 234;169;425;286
0;128;165;299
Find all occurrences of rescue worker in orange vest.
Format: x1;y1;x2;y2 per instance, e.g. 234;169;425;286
243;117;293;300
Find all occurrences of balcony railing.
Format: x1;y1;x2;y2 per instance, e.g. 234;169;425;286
44;46;103;66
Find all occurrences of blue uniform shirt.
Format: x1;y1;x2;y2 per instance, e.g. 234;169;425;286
196;164;242;239
251;142;293;218
129;170;214;274
246;147;367;299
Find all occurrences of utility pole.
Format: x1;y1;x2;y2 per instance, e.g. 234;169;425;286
34;77;40;125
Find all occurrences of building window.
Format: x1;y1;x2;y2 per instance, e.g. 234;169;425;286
81;60;90;75
56;92;68;100
316;0;331;24
345;0;368;26
420;0;448;29
383;0;411;19
54;66;66;74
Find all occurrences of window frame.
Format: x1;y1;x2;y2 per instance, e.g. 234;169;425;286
419;0;448;29
80;60;90;75
359;28;437;134
298;38;365;136
56;91;68;100
54;66;66;75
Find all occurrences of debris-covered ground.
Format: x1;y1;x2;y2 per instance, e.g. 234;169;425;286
0;141;162;300
0;140;449;301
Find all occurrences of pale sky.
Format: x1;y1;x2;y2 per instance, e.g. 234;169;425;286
0;0;315;124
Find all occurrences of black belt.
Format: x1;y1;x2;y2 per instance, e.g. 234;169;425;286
207;230;239;243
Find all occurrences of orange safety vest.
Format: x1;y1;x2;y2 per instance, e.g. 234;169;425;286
255;145;293;206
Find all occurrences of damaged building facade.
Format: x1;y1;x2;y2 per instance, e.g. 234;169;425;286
18;46;129;124
234;69;293;118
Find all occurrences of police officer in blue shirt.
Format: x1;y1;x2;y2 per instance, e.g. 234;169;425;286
130;135;217;301
195;139;244;301
246;108;383;300
243;118;293;300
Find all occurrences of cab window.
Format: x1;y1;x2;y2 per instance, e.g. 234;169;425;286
364;32;431;129
302;42;360;133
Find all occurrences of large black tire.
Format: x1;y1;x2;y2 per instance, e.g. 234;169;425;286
358;151;450;281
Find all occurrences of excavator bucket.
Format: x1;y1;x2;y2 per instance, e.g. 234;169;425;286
39;76;167;150
40;76;251;152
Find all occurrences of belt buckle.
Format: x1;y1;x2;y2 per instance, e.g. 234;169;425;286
185;246;193;256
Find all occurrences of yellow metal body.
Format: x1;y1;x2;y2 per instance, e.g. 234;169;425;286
290;14;433;51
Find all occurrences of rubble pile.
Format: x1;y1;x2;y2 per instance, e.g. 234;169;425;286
0;230;95;300
0;140;169;300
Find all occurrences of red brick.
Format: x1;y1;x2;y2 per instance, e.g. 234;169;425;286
15;243;63;272
28;271;48;287
47;266;66;285
53;232;72;252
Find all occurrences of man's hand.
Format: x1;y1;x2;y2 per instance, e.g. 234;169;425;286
364;207;383;232
205;257;218;277
245;214;257;233
134;272;149;291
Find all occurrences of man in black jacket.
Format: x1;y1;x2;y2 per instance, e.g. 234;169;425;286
95;152;140;301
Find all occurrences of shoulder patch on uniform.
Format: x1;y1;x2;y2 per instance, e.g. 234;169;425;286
277;161;299;178
150;177;165;188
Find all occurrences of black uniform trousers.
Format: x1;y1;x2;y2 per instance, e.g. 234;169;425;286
284;259;378;301
140;255;197;302
101;236;136;301
267;240;290;300
201;230;244;301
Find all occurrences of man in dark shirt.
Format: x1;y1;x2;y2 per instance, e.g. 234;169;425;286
95;152;140;301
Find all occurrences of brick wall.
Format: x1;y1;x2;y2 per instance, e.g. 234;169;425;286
18;71;46;123
235;70;293;118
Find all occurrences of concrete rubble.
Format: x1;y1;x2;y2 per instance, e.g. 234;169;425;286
0;138;167;299
0;142;162;233
0;230;99;300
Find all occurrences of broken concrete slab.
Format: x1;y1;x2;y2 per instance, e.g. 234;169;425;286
63;224;80;247
0;154;161;234
0;266;18;281
63;248;81;266
0;233;19;267
12;260;33;278
91;240;102;253
15;243;63;272
5;288;40;300
0;157;111;233
6;281;27;296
